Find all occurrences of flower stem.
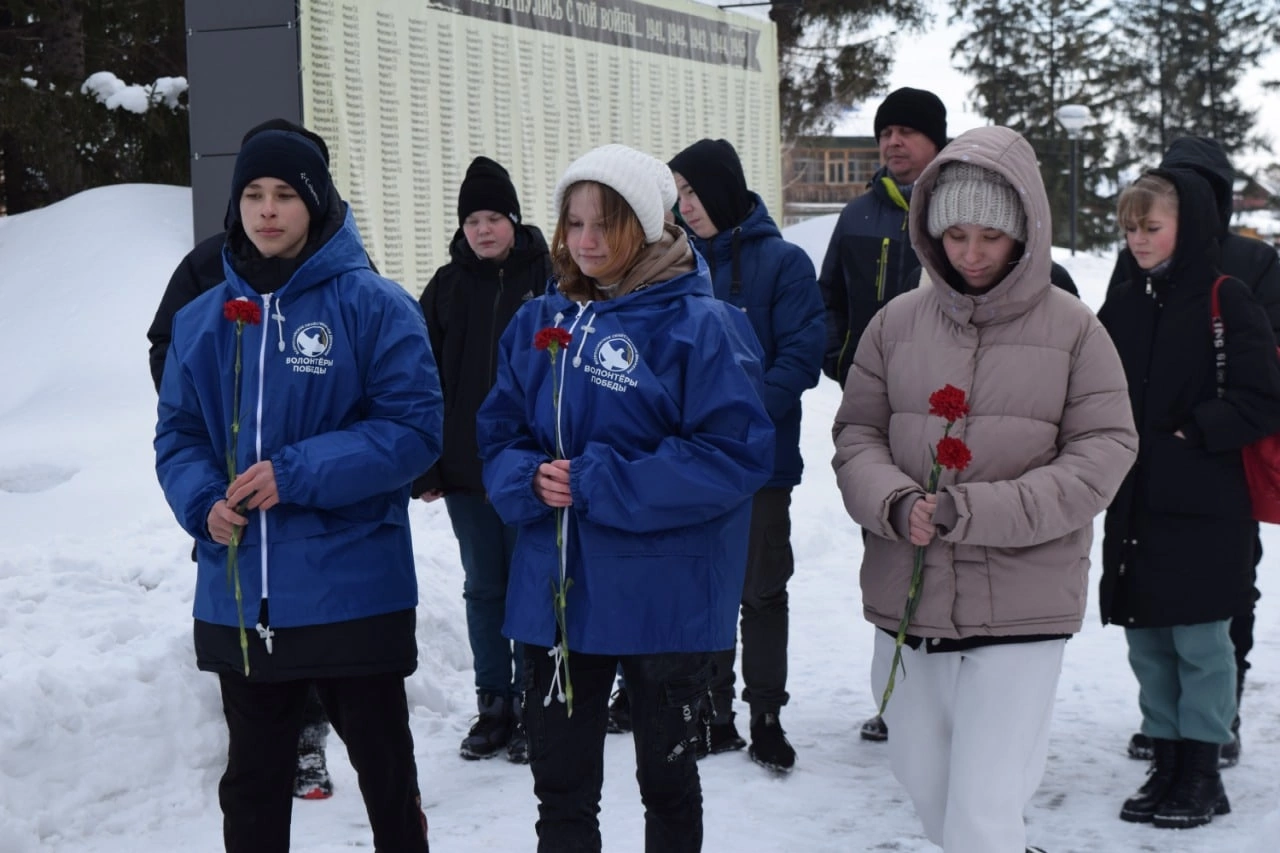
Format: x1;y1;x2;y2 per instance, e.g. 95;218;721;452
227;320;250;676
878;454;945;715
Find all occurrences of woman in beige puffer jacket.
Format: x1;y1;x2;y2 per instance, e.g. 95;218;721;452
832;126;1138;853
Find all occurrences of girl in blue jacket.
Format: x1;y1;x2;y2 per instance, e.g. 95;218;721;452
155;127;441;853
477;144;774;852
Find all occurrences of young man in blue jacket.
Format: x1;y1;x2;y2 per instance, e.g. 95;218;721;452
147;118;342;801
669;138;825;772
155;127;441;853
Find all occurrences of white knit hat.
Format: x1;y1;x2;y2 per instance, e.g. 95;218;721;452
553;144;668;243
926;162;1027;242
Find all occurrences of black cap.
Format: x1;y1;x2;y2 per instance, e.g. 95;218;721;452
457;156;521;225
874;87;948;152
241;118;331;166
230;129;332;222
668;138;753;233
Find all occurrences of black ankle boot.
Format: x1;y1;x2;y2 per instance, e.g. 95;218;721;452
1119;737;1178;823
1152;739;1230;829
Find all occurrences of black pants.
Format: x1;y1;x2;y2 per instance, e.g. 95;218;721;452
523;646;711;852
1230;527;1263;678
710;488;794;720
218;673;428;853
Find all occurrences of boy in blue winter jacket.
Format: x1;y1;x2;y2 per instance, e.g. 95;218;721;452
154;127;441;853
669;138;825;773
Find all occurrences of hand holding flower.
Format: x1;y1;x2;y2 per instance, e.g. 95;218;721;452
208;500;249;545
534;324;575;715
222;296;263;676
535;459;573;507
227;460;279;512
907;494;937;547
878;384;973;715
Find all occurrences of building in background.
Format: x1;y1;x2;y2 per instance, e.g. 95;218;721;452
782;136;879;226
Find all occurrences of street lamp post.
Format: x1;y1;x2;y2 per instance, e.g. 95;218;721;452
1055;104;1092;256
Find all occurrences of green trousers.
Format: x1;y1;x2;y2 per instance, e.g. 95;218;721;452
1126;620;1236;744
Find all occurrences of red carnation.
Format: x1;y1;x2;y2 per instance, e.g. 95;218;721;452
534;327;573;352
928;384;970;423
223;299;262;325
935;436;973;472
880;383;975;716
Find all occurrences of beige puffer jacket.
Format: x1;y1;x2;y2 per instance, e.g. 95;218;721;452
831;126;1138;638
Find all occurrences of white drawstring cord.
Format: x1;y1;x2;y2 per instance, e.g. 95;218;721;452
544;646;566;707
272;298;287;352
571;303;595;367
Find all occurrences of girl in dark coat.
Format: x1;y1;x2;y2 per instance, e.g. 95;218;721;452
1098;168;1280;830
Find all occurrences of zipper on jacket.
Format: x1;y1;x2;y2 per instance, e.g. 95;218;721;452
254;292;273;654
875;238;889;301
558;309;590;456
489;269;504;386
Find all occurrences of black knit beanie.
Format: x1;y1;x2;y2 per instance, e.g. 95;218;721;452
457;156;521;225
230;129;331;222
668;138;753;233
241;118;331;165
874;87;948;152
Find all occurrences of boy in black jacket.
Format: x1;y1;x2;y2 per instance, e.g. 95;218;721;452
411;156;552;764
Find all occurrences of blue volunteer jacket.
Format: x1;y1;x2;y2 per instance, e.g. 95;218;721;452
155;207;443;630
686;193;824;488
477;253;775;655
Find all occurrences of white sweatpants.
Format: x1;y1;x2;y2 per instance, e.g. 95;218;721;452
871;630;1065;853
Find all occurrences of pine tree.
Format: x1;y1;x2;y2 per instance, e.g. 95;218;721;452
773;0;930;139
1111;0;1272;162
951;0;1118;250
0;0;187;214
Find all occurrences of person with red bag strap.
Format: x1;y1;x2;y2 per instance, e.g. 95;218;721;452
1106;136;1280;770
1209;275;1280;525
1098;167;1280;831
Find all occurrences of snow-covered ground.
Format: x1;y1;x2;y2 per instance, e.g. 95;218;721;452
1;185;1277;852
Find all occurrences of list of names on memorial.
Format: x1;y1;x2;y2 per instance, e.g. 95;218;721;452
301;0;778;295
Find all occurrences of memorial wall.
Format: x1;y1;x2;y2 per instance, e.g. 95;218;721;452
299;0;779;295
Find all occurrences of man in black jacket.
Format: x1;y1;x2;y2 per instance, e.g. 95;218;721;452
1107;136;1280;768
818;87;947;388
146;118;338;800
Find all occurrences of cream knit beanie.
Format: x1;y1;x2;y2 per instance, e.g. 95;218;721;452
926;162;1027;242
553;144;668;243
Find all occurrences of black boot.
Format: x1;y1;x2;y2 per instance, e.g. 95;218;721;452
1127;731;1154;760
860;714;888;742
748;711;796;772
696;710;746;758
459;692;512;760
1152;739;1231;829
507;696;529;764
293;720;334;800
607;686;632;734
1119;737;1178;823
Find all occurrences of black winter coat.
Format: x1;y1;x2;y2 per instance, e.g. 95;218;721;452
1106;136;1280;339
1097;168;1280;628
411;225;551;496
147;232;226;390
817;168;918;385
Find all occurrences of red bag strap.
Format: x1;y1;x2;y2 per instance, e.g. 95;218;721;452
1210;275;1230;398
